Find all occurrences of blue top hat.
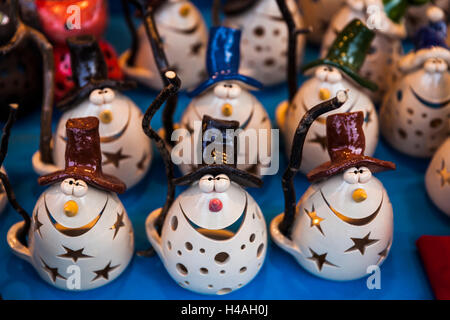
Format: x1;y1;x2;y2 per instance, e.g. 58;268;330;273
188;26;262;97
413;18;448;51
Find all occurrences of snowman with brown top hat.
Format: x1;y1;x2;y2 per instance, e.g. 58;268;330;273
33;35;151;189
271;101;396;281
5;115;134;291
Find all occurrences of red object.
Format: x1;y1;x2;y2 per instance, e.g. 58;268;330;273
36;0;108;45
54;41;123;102
209;198;223;212
416;235;450;300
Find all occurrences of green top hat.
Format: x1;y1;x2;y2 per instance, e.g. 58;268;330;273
301;19;378;91
383;0;429;24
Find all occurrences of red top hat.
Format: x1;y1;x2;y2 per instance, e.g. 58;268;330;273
307;112;395;182
38;117;126;193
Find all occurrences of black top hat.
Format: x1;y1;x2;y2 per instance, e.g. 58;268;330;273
57;35;136;110
173;115;263;188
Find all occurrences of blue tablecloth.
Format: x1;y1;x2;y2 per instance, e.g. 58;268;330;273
0;1;449;300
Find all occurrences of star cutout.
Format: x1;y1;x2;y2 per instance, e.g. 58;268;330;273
102;148;131;168
190;42;203;56
137;153;148;171
308;248;337;271
309;132;328;151
304;204;325;236
92;261;119;281
437;159;450;187
364;110;373;126
110;211;125;240
377;240;391;264
34;210;43;238
58;246;92;263
41;258;66;283
345;232;379;255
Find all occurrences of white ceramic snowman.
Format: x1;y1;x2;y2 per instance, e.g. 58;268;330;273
223;0;305;86
120;0;208;90
321;0;420;103
271;109;396;281
380;7;450;158
7;117;134;291
142;74;267;295
175;26;272;176
425;136;450;216
277;19;379;174
32;35;151;189
297;0;346;44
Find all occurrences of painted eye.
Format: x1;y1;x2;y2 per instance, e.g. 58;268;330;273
315;67;328;81
343;167;359;184
214;84;228;99
214;174;230;193
199;175;214;193
228;84;242;99
73;180;88;197
89;89;104;105
102;88;115;103
0;12;9;25
358;167;372;183
61;178;75;195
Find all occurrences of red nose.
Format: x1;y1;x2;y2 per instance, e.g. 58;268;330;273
209;198;223;212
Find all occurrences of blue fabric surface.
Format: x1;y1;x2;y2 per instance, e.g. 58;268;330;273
0;2;449;300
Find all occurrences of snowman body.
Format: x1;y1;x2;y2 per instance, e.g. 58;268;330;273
53;91;152;188
274;172;393;281
26;183;134;290
147;182;267;295
177;83;272;175
380;61;450;157
279;70;378;174
321;3;403;103
129;0;207;90
426;138;450;216
223;0;305;86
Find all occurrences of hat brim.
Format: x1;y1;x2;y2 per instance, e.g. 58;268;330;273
301;59;378;91
57;79;137;111
307;156;396;183
38;167;127;194
173;165;263;188
187;74;263;97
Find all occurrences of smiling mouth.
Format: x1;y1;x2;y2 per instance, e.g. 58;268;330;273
44;196;108;237
166;22;199;35
320;190;383;226
410;86;450;109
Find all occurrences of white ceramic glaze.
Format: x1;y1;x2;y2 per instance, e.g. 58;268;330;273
146;178;267;295
174;81;272;175
120;0;208;90
380;50;450;158
34;90;152;188
224;0;305;86
425;137;450;216
271;167;393;281
321;0;405;103
277;67;379;174
297;0;346;44
7;180;134;290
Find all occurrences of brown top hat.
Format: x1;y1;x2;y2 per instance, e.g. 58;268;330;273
38;117;126;193
307;112;395;182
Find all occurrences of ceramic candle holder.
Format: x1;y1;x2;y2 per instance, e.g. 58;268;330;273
222;0;306;86
32;35;151;189
120;0;208;91
6;116;134;291
271;94;396;281
425;137;450;216
380;6;450;158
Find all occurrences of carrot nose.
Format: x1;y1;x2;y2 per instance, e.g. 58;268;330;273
209;198;223;212
352;188;367;203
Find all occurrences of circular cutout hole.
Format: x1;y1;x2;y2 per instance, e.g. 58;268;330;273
176;263;188;276
171;216;178;231
177;250;182;256
250;234;256;243
185;242;193;251
217;288;232;295
167;241;172;250
208;284;213;288
184;281;189;285
240;267;247;273
238;283;243;287
200;268;208;274
200;248;205;253
241;244;246;250
257;243;264;258
214;252;230;264
220;270;226;274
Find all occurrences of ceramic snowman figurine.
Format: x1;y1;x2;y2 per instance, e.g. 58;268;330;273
406;0;448;37
271;108;396;281
380;7;450;158
425;136;450;216
297;0;346;44
175;26;272;176
142;71;267;295
32;35;151;189
277;20;379;174
6;117;134;291
222;0;306;86
120;0;208;90
321;0;427;103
